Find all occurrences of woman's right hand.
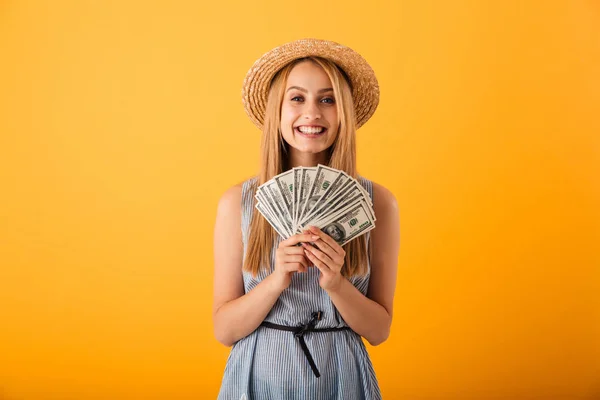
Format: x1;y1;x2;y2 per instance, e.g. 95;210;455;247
271;232;320;291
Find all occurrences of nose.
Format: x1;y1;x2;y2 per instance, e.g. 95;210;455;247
304;100;322;120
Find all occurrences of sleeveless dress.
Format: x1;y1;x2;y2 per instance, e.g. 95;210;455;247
217;176;381;400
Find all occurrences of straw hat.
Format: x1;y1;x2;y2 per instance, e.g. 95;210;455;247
242;38;380;131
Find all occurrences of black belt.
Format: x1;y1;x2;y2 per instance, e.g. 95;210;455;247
260;311;351;378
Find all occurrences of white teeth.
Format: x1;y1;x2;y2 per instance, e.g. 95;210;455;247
297;126;324;134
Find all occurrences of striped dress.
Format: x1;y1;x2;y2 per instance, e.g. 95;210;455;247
217;176;381;400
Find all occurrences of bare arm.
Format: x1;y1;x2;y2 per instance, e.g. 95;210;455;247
303;182;400;345
212;184;318;347
212;185;282;346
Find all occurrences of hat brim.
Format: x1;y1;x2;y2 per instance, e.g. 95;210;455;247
242;38;380;131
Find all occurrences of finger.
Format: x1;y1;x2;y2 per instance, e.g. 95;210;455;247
283;246;308;256
280;233;321;248
287;262;308;273
306;226;345;257
298;257;309;272
303;243;334;269
285;254;309;269
304;249;328;273
309;239;340;263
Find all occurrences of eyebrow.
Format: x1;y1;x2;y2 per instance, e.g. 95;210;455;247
286;86;334;94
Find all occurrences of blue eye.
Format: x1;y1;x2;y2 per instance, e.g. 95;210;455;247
290;96;334;104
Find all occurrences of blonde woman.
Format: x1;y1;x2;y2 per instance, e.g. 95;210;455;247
213;39;400;399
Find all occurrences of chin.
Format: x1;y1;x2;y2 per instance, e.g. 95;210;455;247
297;137;333;150
297;144;329;154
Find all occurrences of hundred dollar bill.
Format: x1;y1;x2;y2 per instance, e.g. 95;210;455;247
333;176;372;206
292;167;301;231
295;167;317;228
255;191;285;233
257;183;293;237
310;178;377;225
300;177;355;225
255;202;288;239
265;183;293;236
335;179;375;222
313;198;376;246
297;164;344;224
273;170;295;230
298;171;350;224
299;180;369;231
255;190;289;237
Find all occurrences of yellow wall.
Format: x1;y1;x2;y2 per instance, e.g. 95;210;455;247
1;1;599;399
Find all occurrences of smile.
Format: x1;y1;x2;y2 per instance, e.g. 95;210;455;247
295;126;327;137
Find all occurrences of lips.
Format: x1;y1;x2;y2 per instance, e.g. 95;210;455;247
294;125;327;136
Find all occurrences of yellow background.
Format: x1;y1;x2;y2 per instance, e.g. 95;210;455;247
1;1;599;399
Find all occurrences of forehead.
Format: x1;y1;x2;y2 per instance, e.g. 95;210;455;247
286;61;332;88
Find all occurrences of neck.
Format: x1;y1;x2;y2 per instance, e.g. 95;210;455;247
285;148;330;169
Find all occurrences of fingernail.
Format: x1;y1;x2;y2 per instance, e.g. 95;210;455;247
311;235;320;240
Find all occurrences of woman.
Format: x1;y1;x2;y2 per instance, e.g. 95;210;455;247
213;38;400;399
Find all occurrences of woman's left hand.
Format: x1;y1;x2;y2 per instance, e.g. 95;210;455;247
301;226;346;292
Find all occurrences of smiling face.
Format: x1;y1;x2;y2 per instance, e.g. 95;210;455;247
280;60;340;159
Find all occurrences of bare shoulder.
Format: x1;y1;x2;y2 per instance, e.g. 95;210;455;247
370;180;399;214
217;182;243;212
216;178;254;215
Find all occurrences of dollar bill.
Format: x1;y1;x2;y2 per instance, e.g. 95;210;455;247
292;167;301;231
297;164;344;224
255;202;288;239
273;169;295;226
313;199;375;246
254;166;376;245
254;189;290;235
255;191;277;221
255;190;288;237
295;167;317;227
318;178;375;221
256;183;292;237
299;180;368;231
298;171;350;225
300;177;353;224
266;183;293;235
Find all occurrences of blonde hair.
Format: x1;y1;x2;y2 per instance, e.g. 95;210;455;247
243;57;369;278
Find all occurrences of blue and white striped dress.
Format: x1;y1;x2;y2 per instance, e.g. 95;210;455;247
217;176;381;400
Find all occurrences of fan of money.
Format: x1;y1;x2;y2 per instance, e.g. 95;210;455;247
255;165;376;246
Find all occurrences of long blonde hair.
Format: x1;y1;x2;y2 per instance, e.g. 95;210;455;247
243;56;369;278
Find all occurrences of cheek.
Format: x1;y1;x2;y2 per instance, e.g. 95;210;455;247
279;109;294;143
326;109;339;129
326;114;340;141
279;107;294;128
